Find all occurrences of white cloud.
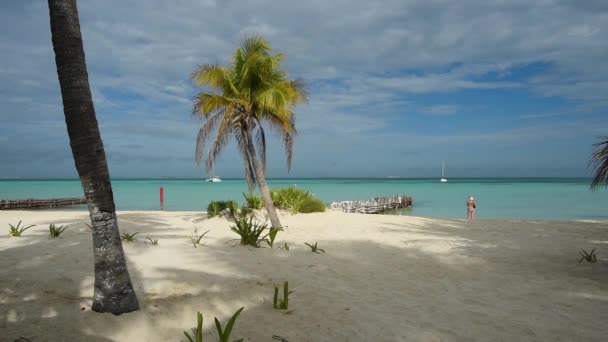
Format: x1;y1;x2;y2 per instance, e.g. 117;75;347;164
1;0;608;177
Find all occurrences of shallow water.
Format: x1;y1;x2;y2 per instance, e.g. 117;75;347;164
1;178;607;220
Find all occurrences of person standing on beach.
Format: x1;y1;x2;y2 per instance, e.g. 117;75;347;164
467;196;476;220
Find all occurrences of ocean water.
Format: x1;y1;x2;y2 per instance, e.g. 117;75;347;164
1;178;607;220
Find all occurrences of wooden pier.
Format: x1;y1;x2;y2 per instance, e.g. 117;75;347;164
329;195;412;214
0;197;87;210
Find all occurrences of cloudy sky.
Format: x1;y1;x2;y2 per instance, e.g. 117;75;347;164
1;0;607;178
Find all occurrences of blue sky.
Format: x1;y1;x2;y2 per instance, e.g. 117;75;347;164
1;0;607;178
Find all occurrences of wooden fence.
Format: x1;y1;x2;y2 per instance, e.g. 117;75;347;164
329;195;412;214
0;197;87;210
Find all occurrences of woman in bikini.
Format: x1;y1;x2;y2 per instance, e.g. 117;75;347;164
467;196;476;220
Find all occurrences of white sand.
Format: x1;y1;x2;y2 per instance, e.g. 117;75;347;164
1;210;607;341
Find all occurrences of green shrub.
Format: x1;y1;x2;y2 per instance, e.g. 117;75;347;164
230;216;269;247
48;224;68;238
243;192;264;209
299;197;326;213
121;232;139;242
207;200;239;218
8;221;35;237
270;186;325;214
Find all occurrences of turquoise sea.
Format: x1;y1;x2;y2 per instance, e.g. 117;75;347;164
1;178;607;220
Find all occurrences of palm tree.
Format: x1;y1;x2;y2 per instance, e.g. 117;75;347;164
590;136;608;190
192;35;307;228
47;0;139;314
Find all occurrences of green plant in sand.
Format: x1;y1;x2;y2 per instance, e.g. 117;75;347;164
273;281;293;311
190;228;210;248
230;216;269;247
305;241;325;253
48;224;68;238
146;237;159;245
120;232;139;242
183;308;245;342
579;248;597;263
8;220;35;237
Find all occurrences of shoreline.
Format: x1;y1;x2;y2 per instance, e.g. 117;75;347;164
1;210;607;341
4;209;608;223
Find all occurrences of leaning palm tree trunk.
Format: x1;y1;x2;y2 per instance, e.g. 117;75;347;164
245;125;282;228
48;0;139;314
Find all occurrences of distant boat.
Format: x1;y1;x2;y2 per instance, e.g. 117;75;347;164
440;161;448;183
205;176;222;183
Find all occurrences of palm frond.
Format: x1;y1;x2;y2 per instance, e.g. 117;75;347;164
205;115;234;175
590;136;608;190
191;64;239;96
254;118;267;171
195;111;225;165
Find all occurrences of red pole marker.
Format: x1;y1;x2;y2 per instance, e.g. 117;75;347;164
160;186;164;210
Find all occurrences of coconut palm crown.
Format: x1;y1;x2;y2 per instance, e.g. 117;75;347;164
590;136;608;190
191;35;307;227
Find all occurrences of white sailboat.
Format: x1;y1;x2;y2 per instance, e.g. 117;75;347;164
440;161;448;183
205;176;222;182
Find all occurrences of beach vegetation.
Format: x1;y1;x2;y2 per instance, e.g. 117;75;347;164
146;237;159;245
8;220;35;237
183;311;203;342
590;136;608;190
190;228;210;248
270;186;325;214
243;192;264;209
48;224;68;238
278;242;290;251
273;281;293;311
230;216;269;247
579;248;597;263
215;307;245;342
305;241;325;253
184;308;244;342
266;227;282;248
120;232;139;242
207;200;239;218
192;34;308;229
299;197;326;213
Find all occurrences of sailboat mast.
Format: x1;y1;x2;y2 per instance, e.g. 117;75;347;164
442;161;445;178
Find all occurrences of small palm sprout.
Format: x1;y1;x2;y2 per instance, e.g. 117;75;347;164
120;232;139;242
48;224;68;238
189;228;210;248
146;236;159;245
579;249;598;263
8;220;35;237
305;241;325;253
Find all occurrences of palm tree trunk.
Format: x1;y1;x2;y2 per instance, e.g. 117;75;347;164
48;0;139;314
245;125;282;228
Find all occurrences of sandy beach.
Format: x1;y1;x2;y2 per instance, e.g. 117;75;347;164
1;210;607;341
